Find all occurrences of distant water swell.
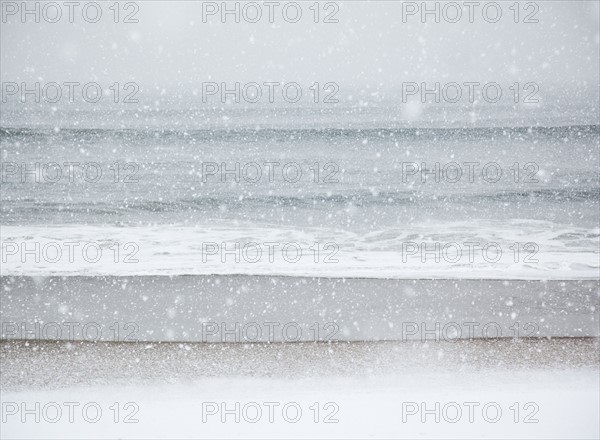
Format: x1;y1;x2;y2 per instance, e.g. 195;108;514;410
1;124;599;143
1;188;599;219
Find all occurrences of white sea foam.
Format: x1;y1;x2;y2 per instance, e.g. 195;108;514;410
2;219;598;279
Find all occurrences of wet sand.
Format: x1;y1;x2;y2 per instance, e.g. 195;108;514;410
1;276;598;342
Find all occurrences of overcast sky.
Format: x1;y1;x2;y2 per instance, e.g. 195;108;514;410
1;1;599;102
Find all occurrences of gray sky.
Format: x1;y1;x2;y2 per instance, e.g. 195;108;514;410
1;1;599;103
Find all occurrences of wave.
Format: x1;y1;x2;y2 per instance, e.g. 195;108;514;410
2;124;599;142
1;220;598;279
2;187;598;214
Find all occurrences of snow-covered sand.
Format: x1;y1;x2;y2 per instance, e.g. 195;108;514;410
1;339;598;439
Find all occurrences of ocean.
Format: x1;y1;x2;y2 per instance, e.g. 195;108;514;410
1;110;598;279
